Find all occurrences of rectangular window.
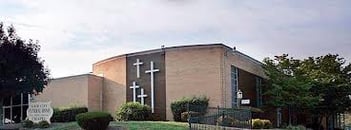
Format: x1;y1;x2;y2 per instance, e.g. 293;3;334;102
256;77;263;107
231;66;239;107
1;93;29;123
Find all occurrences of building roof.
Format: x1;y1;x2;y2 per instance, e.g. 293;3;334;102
93;43;263;66
50;73;101;81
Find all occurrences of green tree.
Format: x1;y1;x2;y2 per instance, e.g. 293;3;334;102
263;54;320;125
0;23;50;122
263;54;351;128
299;54;351;129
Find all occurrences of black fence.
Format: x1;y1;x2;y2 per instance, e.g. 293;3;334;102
187;105;252;130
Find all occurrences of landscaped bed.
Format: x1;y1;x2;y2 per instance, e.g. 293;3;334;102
113;121;188;130
0;121;189;130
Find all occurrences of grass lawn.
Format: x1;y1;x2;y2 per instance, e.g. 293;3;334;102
45;121;188;130
0;121;188;129
112;121;189;130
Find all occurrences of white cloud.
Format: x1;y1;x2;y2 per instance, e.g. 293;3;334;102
2;0;350;77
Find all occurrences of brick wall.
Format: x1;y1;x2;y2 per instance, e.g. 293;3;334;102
93;56;127;114
165;46;223;120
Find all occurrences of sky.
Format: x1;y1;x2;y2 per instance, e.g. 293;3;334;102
1;0;351;78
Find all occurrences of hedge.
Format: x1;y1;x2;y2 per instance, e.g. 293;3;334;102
170;96;209;121
51;107;88;122
116;102;151;121
22;120;50;128
76;112;113;130
251;118;272;129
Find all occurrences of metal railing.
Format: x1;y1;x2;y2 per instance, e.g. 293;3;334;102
188;105;252;130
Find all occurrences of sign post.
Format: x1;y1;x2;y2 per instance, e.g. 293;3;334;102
237;89;243;108
26;102;53;123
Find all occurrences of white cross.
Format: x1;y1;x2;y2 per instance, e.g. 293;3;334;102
129;81;140;102
145;61;159;113
133;59;143;78
137;88;148;105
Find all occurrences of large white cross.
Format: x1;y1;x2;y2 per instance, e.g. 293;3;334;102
145;61;159;113
137;88;148;105
129;81;140;102
133;59;143;78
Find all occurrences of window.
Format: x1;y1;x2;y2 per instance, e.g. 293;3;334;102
1;93;29;124
256;77;263;107
231;66;239;107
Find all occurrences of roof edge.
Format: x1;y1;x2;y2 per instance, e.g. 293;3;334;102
50;73;101;81
92;43;262;66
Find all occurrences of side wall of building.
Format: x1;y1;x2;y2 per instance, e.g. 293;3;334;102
35;75;89;108
88;75;103;111
223;48;266;108
165;46;223;120
93;56;127;114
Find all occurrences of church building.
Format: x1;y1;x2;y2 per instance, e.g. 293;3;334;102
35;44;266;121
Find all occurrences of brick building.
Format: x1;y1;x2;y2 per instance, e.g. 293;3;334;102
34;43;266;121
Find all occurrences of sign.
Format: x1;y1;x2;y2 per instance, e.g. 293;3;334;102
26;102;53;123
241;99;250;105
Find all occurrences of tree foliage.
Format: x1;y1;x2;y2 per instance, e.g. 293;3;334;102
299;54;351;114
263;54;319;109
0;22;50;99
263;54;351;126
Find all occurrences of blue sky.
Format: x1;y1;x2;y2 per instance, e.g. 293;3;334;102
1;0;351;78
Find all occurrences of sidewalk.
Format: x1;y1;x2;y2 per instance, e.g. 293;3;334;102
0;123;21;130
0;123;125;130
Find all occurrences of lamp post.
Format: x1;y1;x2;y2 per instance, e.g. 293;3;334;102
237;89;243;108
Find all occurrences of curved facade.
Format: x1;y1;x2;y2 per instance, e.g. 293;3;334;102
36;43;266;121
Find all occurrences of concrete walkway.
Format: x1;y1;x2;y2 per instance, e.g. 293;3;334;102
0;123;126;130
0;123;21;130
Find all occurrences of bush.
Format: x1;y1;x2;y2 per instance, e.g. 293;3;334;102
76;112;113;130
252;119;264;129
180;111;201;122
251;119;272;129
171;96;209;121
22;119;34;128
217;116;236;127
22;120;50;128
262;119;272;129
51;107;88;122
116;102;151;121
38;120;50;128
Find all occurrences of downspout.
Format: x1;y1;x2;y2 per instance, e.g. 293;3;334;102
220;49;224;107
99;74;104;111
222;49;227;108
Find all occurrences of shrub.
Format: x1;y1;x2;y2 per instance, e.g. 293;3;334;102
262;119;272;129
252;119;264;129
251;119;272;129
22;120;50;129
76;112;113;130
22;119;34;128
217;116;236;127
116;102;151;121
180;111;201;122
171;96;209;121
51;107;88;122
38;120;50;128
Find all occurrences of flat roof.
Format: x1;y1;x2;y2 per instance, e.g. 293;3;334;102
93;43;262;66
49;73;102;81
